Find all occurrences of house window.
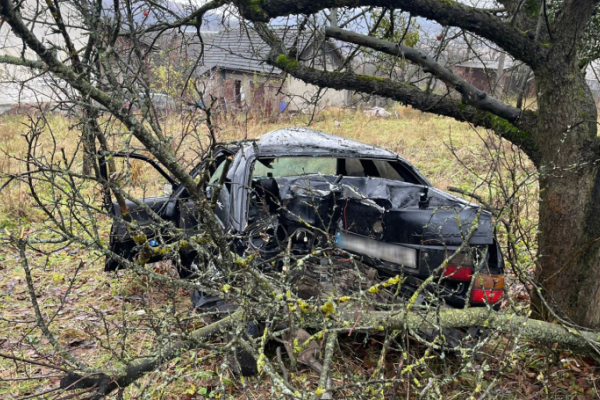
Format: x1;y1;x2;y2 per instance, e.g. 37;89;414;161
234;80;242;104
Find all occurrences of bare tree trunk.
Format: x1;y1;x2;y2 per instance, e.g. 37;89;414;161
494;51;505;97
533;59;600;328
81;107;97;176
515;67;532;109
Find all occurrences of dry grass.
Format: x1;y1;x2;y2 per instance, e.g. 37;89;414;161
1;106;591;400
0;106;495;226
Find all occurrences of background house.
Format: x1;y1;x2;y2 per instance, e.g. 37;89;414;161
0;0;85;114
452;59;535;97
187;28;349;115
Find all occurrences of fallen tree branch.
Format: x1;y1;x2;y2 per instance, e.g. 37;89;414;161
59;309;242;398
350;307;600;352
58;305;600;397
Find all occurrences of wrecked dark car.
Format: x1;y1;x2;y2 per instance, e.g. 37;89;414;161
101;128;505;314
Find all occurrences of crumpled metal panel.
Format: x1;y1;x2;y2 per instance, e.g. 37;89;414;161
273;174;493;246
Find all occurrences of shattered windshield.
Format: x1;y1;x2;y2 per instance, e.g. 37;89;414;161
252;157;407;181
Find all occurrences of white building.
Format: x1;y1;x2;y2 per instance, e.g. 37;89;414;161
0;0;86;113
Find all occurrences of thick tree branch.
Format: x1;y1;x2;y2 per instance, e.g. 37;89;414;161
325;26;522;123
552;0;599;54
236;0;547;68
59;306;600;397
254;24;541;165
357;308;600;353
0;55;46;69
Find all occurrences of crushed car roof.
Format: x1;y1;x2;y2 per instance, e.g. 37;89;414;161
253;127;399;158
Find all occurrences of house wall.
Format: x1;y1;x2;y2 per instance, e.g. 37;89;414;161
453;66;536;97
284;77;348;112
202;70;284;115
282;41;348;111
201;70;348;114
0;0;87;111
454;67;496;93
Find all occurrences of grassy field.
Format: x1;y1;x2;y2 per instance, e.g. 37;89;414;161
1;106;596;399
0;105;527;224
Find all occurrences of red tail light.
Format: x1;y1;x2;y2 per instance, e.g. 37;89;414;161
443;265;473;281
470;274;504;305
470;288;503;304
443;265;505;305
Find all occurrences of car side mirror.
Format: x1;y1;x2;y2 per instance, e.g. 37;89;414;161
163;183;173;196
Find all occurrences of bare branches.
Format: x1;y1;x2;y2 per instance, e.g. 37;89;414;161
325;26;523;122
53;305;600;397
139;0;225;33
14;239;88;371
54;309;241;396
254;22;541;165
237;0;548;68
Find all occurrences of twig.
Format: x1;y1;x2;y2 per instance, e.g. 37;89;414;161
0;353;69;373
15;386;62;400
314;333;336;400
275;347;290;386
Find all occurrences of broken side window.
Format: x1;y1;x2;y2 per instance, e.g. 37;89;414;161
253;157;337;178
372;160;404;181
345;158;366;177
209;160;227;184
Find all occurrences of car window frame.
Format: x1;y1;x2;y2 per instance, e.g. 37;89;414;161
160;147;235;220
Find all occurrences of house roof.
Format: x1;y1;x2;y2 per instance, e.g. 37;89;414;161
194;28;279;75
189;28;342;76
